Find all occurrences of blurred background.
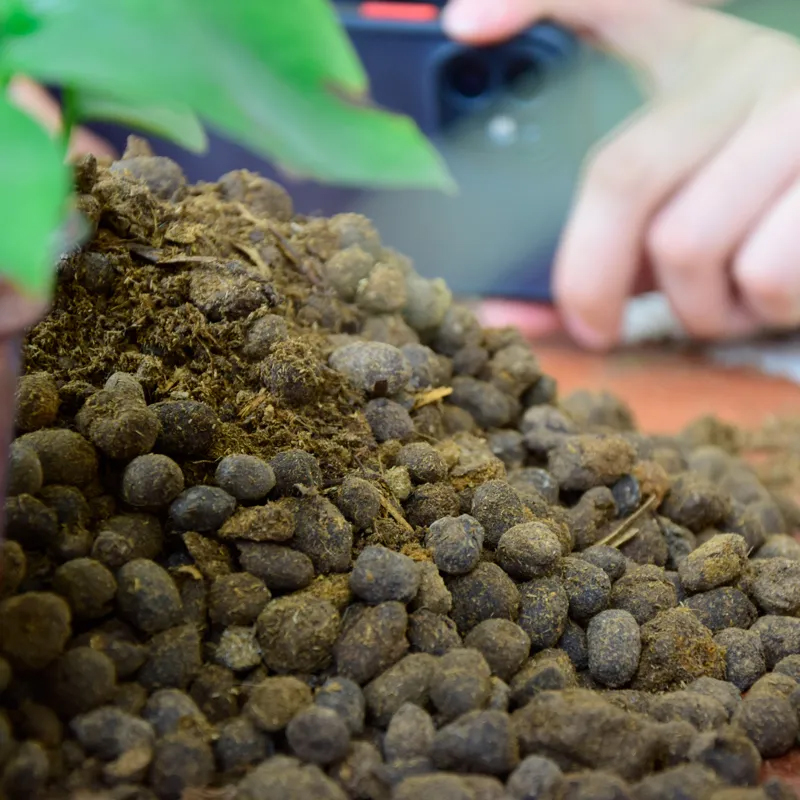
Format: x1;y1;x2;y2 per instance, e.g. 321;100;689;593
82;0;641;303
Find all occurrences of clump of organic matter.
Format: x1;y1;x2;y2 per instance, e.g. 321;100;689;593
2;143;800;799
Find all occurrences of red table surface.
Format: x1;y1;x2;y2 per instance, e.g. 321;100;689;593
534;338;800;435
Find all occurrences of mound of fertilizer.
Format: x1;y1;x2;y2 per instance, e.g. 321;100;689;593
1;138;799;800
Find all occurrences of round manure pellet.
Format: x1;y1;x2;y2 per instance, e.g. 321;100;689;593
315;676;365;735
122;454;184;508
587;610;641;688
425;515;484;576
215;454;275;500
329;341;411;396
733;694;798;758
518;577;569;651
496;522;562;581
116;559;184;634
286;705;351;765
168;485;236;532
350;546;420;604
0;592;71;670
464;619;531;683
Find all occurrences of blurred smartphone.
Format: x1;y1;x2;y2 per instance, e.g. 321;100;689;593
86;0;800;302
323;1;642;301
87;1;641;301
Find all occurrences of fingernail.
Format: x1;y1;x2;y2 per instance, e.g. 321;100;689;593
441;0;508;37
563;313;615;351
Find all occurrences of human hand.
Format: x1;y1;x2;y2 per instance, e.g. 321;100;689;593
443;0;800;349
7;77;116;162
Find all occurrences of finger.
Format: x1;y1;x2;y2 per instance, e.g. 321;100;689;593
8;77;117;160
68;128;117;161
0;282;48;338
647;99;800;338
441;0;670;44
7;76;63;134
441;0;548;44
442;0;694;53
553;78;750;350
477;299;563;337
446;0;776;111
734;176;800;328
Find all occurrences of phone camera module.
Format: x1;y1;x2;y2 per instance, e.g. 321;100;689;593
504;54;545;101
442;52;492;100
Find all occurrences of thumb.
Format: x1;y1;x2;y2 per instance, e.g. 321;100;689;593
441;0;718;90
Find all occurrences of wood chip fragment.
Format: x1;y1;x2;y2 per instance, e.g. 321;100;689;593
413;386;453;410
127;244;162;263
173;564;204;581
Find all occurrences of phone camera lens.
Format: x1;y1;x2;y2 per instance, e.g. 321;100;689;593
504;55;545;101
443;52;492;100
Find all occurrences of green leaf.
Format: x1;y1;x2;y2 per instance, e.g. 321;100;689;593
2;0;452;189
0;96;70;296
0;0;38;38
204;76;455;190
73;91;208;153
194;0;367;95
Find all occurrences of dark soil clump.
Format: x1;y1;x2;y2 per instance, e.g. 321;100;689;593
2;143;800;798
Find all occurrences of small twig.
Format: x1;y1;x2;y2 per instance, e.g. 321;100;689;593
231;240;271;276
352;452;367;473
234;202;262;226
268;225;325;285
237;392;269;420
158;255;219;266
596;494;658;548
603;527;641;549
380;495;414;533
232;201;311;273
270;228;301;266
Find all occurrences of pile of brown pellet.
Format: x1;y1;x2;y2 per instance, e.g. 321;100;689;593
1;138;800;800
